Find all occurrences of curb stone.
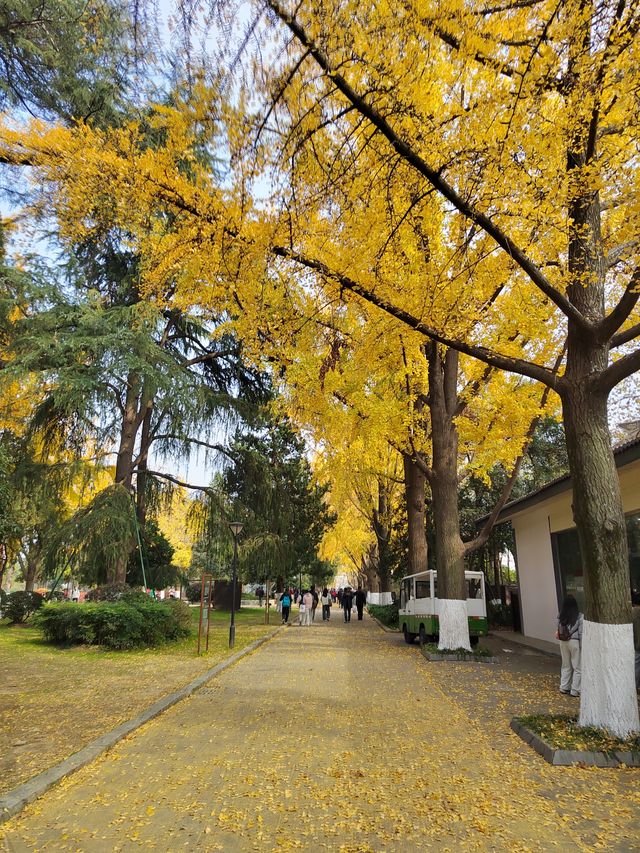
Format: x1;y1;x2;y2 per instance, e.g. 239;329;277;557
423;652;498;663
0;626;284;824
367;613;399;633
509;719;640;767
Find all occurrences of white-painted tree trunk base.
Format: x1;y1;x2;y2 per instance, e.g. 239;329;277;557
579;619;640;738
438;599;471;651
367;592;393;605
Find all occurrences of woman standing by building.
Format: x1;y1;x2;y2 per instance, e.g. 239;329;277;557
556;594;582;697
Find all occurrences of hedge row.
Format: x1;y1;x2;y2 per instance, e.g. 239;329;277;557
35;598;192;650
367;603;399;629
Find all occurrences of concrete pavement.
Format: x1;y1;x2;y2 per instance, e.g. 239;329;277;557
1;615;638;851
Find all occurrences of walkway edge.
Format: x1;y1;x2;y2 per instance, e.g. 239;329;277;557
368;613;399;633
0;626;284;825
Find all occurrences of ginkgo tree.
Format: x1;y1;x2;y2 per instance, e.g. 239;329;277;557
268;273;558;648
4;0;639;735
238;0;640;736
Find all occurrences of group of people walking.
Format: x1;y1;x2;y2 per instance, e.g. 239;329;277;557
274;585;368;625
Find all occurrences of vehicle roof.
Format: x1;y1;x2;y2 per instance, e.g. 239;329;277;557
402;570;484;580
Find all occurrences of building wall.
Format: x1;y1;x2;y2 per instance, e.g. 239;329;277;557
512;508;559;641
508;458;640;642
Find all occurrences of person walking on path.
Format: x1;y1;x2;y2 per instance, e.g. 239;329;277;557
321;587;332;620
298;590;313;627
355;586;367;621
556;594;582;696
310;585;319;622
256;586;264;607
280;590;291;624
342;587;353;622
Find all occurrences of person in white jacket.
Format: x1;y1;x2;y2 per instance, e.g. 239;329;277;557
556;594;583;697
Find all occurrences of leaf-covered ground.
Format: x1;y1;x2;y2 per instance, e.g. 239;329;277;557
0;608;274;796
1;617;639;850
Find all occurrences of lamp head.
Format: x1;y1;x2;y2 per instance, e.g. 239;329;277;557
229;521;244;537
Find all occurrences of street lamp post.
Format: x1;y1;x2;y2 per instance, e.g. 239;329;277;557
228;521;243;648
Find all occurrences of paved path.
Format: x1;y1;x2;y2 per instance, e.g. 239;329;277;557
1;616;638;851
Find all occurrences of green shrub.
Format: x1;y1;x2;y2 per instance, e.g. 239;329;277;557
85;583;147;603
4;590;44;623
185;582;202;604
487;600;512;627
35;599;191;650
165;598;192;633
367;603;399;628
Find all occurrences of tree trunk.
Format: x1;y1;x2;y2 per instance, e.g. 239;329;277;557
562;381;639;736
559;11;639;735
428;344;470;650
135;396;154;528
24;547;40;592
112;372;142;584
0;543;6;591
403;454;428;576
361;544;379;592
373;480;392;592
115;372;140;490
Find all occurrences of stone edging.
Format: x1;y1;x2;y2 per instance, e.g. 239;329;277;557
0;626;284;824
367;612;399;633
420;649;498;663
510;719;640;767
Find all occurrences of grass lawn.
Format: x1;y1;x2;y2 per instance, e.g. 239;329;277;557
0;607;276;796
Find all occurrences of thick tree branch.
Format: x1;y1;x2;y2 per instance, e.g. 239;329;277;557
594;347;640;394
597;266;640;342
149;434;234;459
140;469;211;493
265;0;592;332
611;321;640;349
273;245;564;390
462;346;564;553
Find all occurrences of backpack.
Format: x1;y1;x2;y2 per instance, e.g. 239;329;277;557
282;594;291;607
557;622;572;641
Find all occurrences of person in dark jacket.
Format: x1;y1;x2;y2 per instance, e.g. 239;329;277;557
342;587;353;622
355;586;367;620
280;590;291;624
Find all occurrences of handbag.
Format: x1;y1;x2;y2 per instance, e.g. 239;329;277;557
299;603;306;612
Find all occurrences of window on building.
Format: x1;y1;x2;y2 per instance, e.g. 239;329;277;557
552;510;640;611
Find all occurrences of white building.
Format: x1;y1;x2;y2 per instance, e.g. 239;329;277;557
490;438;640;643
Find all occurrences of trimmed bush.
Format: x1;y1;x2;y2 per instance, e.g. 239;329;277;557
165;598;192;633
85;583;148;603
35;599;191;650
4;591;44;623
185;582;202;604
367;602;399;628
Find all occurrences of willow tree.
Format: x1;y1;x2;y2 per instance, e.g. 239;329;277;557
244;0;640;736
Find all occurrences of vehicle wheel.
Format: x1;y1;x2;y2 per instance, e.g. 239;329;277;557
403;625;415;644
470;635;479;647
419;625;427;646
